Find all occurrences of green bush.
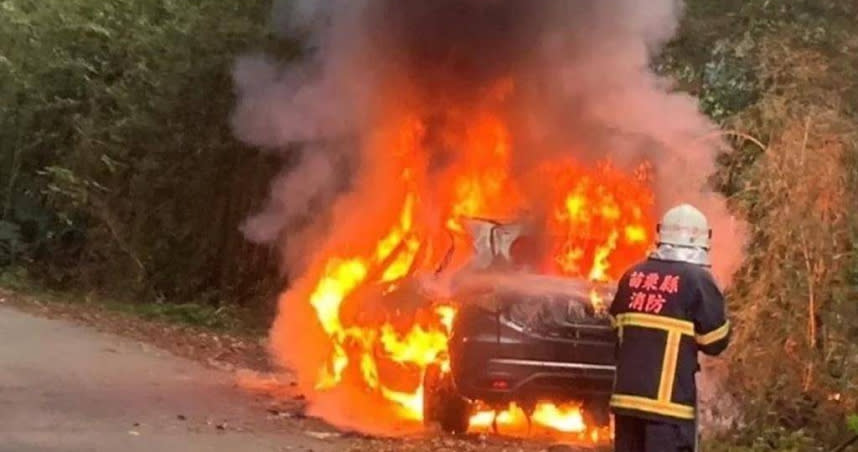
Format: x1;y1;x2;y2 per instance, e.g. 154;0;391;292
705;427;819;452
666;0;858;447
0;0;284;303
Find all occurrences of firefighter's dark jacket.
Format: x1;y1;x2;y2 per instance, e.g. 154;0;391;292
608;257;730;423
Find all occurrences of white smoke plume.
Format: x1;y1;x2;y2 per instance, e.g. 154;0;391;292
233;0;745;281
231;0;746;433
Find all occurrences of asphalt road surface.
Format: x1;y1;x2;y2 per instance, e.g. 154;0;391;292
0;306;341;452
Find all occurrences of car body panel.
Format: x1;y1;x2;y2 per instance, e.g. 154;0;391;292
423;217;619;429
448;297;616;407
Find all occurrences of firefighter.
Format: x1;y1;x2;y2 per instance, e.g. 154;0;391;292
608;203;731;452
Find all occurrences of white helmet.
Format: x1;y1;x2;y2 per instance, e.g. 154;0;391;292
656;204;711;249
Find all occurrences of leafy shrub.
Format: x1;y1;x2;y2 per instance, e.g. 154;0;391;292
0;0;284;303
666;0;858;446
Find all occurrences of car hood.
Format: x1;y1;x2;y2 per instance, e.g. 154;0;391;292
449;271;616;328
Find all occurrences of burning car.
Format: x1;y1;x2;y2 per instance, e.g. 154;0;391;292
421;219;618;435
265;121;656;437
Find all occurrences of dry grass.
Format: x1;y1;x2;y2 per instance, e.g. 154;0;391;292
720;35;858;437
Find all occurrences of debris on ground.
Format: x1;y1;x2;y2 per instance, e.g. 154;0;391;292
306;431;341;440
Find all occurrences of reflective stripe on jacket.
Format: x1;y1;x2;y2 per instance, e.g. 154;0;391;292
608;258;730;423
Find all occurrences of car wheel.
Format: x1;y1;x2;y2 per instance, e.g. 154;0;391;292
422;363;471;434
436;387;470;434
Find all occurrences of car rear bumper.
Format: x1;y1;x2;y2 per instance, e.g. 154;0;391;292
451;344;616;405
466;358;614;403
447;304;616;406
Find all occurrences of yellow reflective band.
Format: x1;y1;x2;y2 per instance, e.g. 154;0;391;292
697;321;730;345
615;312;694;417
615;313;694;336
658;330;681;402
610;394;695;420
609;315;617;328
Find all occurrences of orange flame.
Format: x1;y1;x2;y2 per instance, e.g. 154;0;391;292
273;82;654;440
541;160;654;282
469;402;613;441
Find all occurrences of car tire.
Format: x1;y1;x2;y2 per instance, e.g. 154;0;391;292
436;389;470;435
423;363;471;434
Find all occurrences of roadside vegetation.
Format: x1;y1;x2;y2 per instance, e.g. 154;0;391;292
0;0;287;309
1;0;856;449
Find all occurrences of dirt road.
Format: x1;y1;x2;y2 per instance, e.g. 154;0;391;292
0;305;354;452
0;305;597;452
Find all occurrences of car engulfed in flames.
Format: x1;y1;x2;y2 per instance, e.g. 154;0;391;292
421;225;618;441
269;96;656;441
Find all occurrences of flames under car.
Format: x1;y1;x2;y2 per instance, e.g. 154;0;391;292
422;275;618;434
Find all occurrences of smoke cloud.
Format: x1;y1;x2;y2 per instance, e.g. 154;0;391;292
231;0;746;433
233;0;745;281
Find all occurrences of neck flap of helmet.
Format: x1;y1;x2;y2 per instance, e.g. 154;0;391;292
649;243;711;267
